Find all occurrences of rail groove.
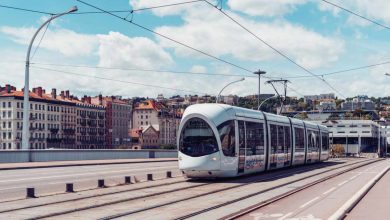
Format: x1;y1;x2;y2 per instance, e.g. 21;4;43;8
99;160;374;220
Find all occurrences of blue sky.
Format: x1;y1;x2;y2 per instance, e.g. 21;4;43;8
0;0;389;98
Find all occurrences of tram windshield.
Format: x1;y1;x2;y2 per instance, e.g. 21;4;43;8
179;117;219;157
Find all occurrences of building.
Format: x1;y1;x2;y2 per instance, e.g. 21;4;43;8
304;93;335;104
312;120;386;156
92;95;132;148
220;95;238;106
139;125;160;148
75;96;106;149
341;96;375;111
0;85;77;149
158;108;181;146
316;100;336;111
132;100;159;129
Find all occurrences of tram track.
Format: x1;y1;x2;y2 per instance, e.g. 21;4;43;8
94;159;376;220
214;159;386;220
16;161;332;219
0;159;372;219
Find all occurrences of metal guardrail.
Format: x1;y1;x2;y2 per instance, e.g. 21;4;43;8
0;149;178;163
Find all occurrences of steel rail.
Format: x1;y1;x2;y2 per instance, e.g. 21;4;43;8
98;160;374;220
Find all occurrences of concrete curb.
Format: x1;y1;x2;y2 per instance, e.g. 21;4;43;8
0;159;178;171
329;163;390;220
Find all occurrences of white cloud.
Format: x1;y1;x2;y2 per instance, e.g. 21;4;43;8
189;65;207;73
0;26;98;57
318;0;390;27
155;6;344;69
227;0;307;17
97;31;173;69
129;0;204;16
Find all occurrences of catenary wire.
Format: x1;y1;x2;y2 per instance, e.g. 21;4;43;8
76;0;254;74
31;62;258;78
202;0;346;99
31;17;52;61
0;1;204;15
320;0;390;30
30;60;390;80
31;66;216;95
0;4;53;15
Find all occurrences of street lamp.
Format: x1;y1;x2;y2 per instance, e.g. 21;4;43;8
253;70;266;109
258;95;278;111
216;78;245;103
22;6;78;150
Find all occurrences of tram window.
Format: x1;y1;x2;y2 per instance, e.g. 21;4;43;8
246;122;264;156
307;130;319;151
284;126;291;153
314;131;320;150
238;121;245;150
321;133;329;151
218;120;236;157
270;124;278;154
179;117;218;157
294;127;305;152
277;126;285;153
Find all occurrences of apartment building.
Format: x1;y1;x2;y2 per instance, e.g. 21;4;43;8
75;96;106;149
0;85;107;150
92;95;132;148
0;86;71;149
132;100;159;129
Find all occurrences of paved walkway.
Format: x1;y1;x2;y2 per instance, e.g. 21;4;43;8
0;158;177;170
346;162;390;220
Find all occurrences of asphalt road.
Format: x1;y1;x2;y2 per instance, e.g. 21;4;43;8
0;161;179;201
238;159;390;220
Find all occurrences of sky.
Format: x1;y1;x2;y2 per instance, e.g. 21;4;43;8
0;0;389;99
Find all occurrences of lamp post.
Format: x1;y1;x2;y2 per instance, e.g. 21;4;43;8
22;6;78;150
216;78;245;103
258;95;278;111
253;70;266;109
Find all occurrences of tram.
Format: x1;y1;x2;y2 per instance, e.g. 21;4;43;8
178;104;329;178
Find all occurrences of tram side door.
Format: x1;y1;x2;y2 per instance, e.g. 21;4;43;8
237;121;245;174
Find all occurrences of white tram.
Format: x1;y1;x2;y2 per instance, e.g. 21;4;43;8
178;104;330;178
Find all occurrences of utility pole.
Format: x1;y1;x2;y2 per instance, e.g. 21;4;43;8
253;70;266;110
265;79;290;114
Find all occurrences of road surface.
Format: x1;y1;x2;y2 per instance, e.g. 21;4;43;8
0;160;179;201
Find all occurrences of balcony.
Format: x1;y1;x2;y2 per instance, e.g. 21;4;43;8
98;115;105;119
80;113;87;118
47;138;61;143
29;127;37;131
50;128;59;134
88;114;97;119
63;128;75;135
80;121;87;126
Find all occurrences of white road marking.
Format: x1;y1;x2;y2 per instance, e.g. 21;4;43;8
338;180;348;186
300;196;320;208
323;187;336;195
349;175;358;180
278;212;293;220
0;166;177;183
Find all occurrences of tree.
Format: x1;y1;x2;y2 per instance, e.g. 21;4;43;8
332;144;345;156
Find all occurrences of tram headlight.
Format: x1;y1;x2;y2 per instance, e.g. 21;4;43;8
212;157;217;161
